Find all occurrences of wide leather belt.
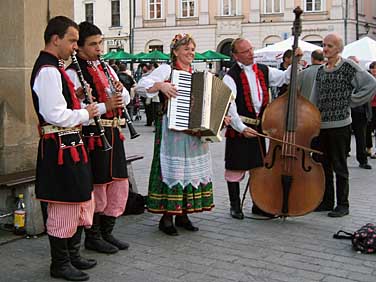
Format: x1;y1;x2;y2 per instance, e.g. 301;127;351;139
92;118;126;127
40;125;81;135
239;115;260;126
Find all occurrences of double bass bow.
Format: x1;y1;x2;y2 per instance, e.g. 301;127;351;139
250;6;325;217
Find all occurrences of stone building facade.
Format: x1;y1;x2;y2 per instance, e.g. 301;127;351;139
132;0;375;56
74;0;133;52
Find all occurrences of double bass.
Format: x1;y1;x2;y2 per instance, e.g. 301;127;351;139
250;6;325;217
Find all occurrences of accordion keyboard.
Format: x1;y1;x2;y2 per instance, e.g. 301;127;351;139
168;70;192;130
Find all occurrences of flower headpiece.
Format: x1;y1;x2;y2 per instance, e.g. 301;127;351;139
170;33;192;49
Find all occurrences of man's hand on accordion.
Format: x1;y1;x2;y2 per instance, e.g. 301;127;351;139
242;127;258;138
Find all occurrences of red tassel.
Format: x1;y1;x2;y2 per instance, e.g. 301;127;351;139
88;136;95;151
96;137;103;147
58;148;64;165
70;146;80;163
119;131;125;141
44;133;56;140
81;145;88;163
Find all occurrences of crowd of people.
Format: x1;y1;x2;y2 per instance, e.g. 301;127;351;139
30;15;376;281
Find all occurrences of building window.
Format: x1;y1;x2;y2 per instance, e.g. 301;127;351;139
358;0;365;14
220;0;238;16
111;0;120;26
85;3;93;23
181;0;196;18
265;0;281;14
148;0;162;19
149;45;163;52
304;0;324;12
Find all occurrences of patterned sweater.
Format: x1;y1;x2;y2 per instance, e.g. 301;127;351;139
310;58;376;129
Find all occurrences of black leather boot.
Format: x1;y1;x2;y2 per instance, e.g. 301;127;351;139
68;227;97;270
84;213;118;254
100;215;129;250
175;214;199;231
48;235;89;281
158;215;178;236
227;182;244;219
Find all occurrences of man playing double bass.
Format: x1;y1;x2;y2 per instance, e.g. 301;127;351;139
223;38;303;219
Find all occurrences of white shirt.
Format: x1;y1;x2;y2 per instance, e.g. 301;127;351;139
136;64;171;98
33;66;89;127
223;62;291;133
66;60;130;116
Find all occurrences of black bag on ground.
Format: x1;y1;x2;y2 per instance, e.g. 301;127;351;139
123;191;146;215
333;223;376;254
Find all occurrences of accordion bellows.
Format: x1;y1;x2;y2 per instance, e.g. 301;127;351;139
167;70;234;142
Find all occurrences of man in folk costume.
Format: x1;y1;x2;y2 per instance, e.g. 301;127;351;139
223;38;302;219
67;21;130;254
30;16;99;281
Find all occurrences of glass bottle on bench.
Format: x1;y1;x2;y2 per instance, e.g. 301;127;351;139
14;193;26;235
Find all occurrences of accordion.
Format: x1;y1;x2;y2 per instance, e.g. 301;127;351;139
167;70;234;142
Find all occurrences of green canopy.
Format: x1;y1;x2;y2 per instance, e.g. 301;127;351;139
201;50;231;61
103;50;135;61
103;51;116;60
193;52;207;62
133;52;146;60
137;50;170;62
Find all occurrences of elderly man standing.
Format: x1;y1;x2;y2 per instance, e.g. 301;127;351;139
310;33;376;217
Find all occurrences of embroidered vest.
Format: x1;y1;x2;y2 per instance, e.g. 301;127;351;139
30;51;87;166
67;56;121;119
31;51;80;125
225;63;270;138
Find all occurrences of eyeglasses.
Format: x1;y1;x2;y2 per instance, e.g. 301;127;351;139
235;47;254;54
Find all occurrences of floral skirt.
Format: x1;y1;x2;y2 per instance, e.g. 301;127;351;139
147;115;214;214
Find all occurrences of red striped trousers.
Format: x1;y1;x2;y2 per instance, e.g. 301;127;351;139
46;194;95;238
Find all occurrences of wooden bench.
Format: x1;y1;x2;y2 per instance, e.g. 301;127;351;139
0;169;43;235
0;154;143;191
125;154;144;193
0;154;143;235
0;170;36;187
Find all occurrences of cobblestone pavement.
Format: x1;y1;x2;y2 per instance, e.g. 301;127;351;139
1;116;376;282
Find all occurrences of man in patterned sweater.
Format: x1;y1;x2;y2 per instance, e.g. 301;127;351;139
310;33;376;217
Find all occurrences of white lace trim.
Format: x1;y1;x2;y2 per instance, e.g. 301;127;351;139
160;153;212;188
